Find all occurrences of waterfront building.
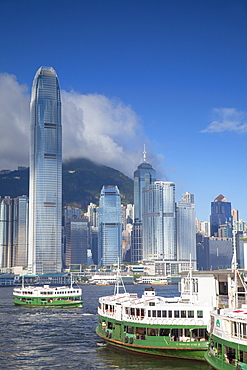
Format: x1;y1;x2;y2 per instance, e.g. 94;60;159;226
176;192;196;266
64;206;81;219
131;221;143;262
142;181;176;261
13;196;29;267
28;67;62;275
0;196;13;268
65;217;89;266
210;194;232;237
197;236;232;270
98;186;122;265
86;203;98;227
231;208;239;221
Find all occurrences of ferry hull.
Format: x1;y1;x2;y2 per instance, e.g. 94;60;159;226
96;317;208;361
205;334;247;370
204;351;234;370
13;298;82;307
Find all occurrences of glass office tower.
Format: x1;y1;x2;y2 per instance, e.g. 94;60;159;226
28;67;62;275
98;186;122;265
210;194;232;237
134;157;156;222
176;192;196;264
143;181;176;261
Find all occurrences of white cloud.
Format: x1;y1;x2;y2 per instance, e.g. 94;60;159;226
201;108;247;133
0;73;30;169
0;73;159;178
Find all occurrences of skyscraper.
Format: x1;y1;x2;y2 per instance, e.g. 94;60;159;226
13;195;29;267
28;67;62;275
98;186;122;265
132;148;156;262
210;194;232;237
0;196;13;269
133;148;156;222
65;217;89;266
176;192;196;265
142;181;176;261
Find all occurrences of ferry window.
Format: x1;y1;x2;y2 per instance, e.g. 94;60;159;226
197;310;203;318
199;329;206;339
141;309;145;317
232;321;238;336
136;327;146;335
107;322;113;329
160;328;170;336
136;308;140;316
168;310;172;318
188;310;194;318
157;310;161;318
184;329;190;337
181;310;186;318
225;346;236;365
174;310;180;318
152;310;156;318
105;304;108;310
131;308;135;315
191;329;199;339
171;329;179;341
148;310;151;317
125;307;129;315
240;323;247;339
239;350;247;362
127;326;134;334
217;343;222;356
149;302;155;306
148;328;158;336
162;310;167;317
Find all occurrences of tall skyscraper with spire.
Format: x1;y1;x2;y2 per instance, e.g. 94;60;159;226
131;147;156;262
28;67;62;275
133;146;156;222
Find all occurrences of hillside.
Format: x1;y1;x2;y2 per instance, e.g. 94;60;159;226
0;158;134;210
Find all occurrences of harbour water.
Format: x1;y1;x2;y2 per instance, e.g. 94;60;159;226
0;284;212;369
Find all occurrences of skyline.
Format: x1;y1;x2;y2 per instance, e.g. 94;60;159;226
0;0;247;222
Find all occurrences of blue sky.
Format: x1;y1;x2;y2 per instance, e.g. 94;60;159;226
0;0;247;222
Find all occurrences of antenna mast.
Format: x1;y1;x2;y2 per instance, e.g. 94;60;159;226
143;144;146;163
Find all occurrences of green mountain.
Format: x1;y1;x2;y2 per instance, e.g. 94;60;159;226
0;158;134;210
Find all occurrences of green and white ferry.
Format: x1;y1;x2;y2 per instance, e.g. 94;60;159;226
205;306;247;370
205;231;247;370
96;266;215;361
13;278;82;307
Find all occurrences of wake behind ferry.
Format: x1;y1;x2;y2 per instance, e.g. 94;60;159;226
96;266;215;361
